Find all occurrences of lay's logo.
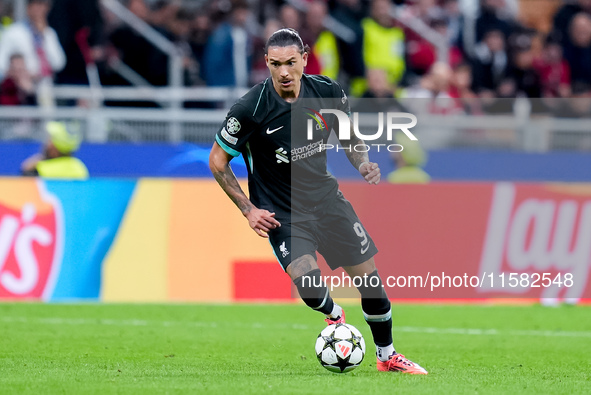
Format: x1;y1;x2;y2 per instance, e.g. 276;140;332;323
0;180;62;299
479;183;591;300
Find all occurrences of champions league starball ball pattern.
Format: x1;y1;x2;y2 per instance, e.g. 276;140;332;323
315;323;366;373
226;117;241;134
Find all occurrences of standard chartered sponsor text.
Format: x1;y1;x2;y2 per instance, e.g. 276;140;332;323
291;140;323;161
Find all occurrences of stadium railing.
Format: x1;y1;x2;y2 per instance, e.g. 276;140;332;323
1;92;590;151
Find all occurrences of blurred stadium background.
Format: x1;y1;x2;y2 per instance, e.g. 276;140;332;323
0;0;590;313
1;1;591;393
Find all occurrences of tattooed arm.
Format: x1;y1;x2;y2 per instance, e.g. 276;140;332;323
339;128;381;185
209;142;281;238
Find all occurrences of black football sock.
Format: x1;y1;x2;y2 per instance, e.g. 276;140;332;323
293;269;335;316
356;270;394;348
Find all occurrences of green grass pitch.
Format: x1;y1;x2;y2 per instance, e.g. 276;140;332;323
1;303;590;394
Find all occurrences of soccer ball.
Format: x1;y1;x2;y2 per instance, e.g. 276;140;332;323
315;323;366;373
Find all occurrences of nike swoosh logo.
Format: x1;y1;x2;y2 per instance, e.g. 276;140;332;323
266;126;284;134
361;243;370;254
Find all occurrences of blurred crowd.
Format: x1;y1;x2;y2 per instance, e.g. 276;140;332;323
0;0;590;108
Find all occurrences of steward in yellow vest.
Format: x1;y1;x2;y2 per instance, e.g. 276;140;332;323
21;121;89;179
314;30;340;80
352;0;405;96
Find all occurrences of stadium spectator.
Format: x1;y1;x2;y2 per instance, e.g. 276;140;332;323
562;12;591;87
553;0;591;45
205;0;236;26
363;68;397;99
330;0;366;94
475;0;515;43
533;33;571;98
251;18;282;84
360;0;405;96
449;62;482;114
507;34;542;97
203;0;253;87
0;53;36;105
149;7;198;86
442;0;463;46
189;11;213;84
0;0;65;81
21;121;88;179
150;0;180;34
48;0;105;86
470;28;509;96
405;11;463;77
356;68;407;113
108;0;159;85
404;62;461;148
449;62;473;96
400;0;443;71
404;0;444;23
278;4;302;31
301;1;340;80
405;61;462;113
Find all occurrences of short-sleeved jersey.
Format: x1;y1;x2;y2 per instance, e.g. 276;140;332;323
215;74;350;223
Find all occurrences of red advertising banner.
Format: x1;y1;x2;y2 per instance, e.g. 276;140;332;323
337;182;591;302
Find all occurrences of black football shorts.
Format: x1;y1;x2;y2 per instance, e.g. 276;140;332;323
268;191;378;271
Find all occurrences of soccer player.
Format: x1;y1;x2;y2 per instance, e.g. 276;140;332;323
209;28;427;374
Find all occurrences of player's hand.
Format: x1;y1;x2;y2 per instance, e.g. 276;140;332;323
359;162;381;185
245;208;281;238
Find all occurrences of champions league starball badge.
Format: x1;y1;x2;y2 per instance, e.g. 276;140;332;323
226;117;241;134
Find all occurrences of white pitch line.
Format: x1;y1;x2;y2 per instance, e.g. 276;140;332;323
1;316;590;338
395;326;591;338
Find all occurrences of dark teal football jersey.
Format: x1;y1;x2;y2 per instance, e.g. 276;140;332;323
215;74;350;222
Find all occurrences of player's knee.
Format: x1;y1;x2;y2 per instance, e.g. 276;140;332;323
293;268;331;311
357;270;391;317
287;254;317;280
